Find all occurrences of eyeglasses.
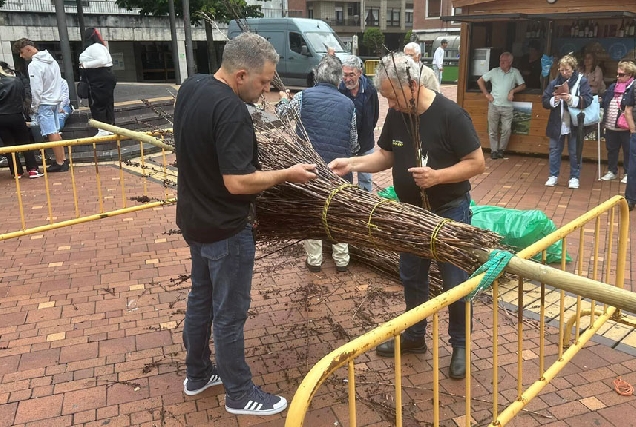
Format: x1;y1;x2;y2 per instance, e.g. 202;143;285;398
618;73;627;77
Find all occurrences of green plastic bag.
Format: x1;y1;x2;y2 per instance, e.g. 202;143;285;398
470;202;571;264
378;186;399;201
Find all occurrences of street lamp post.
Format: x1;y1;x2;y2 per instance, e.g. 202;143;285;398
53;0;78;107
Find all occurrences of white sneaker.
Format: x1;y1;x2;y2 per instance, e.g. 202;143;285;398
545;176;558;187
95;129;113;137
621;175;628;184
601;171;617;181
569;178;579;189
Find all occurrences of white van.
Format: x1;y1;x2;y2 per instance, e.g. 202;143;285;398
227;18;349;87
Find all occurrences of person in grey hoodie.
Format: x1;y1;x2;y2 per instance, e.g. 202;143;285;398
13;38;68;172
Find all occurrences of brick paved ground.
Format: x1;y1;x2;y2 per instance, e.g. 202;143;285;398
0;85;634;427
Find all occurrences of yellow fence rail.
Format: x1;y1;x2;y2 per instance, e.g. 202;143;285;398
286;195;632;427
0;121;176;242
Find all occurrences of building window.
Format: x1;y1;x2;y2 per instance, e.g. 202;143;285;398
405;8;413;26
308;8;313;19
386;8;400;27
426;0;441;18
365;8;379;26
335;6;344;24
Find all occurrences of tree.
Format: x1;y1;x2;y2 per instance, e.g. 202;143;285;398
403;30;412;48
115;0;264;73
362;28;385;57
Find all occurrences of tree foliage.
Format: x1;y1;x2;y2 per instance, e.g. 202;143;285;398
0;0;4;8
115;0;264;24
403;30;412;48
362;28;385;56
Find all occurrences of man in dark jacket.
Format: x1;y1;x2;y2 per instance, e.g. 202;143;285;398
277;55;358;273
339;55;379;191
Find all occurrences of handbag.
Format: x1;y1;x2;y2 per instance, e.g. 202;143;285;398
617;112;630;129
77;79;89;99
568;74;600;127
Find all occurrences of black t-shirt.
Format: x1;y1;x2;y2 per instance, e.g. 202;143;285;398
174;75;259;243
377;94;481;211
625;82;636;126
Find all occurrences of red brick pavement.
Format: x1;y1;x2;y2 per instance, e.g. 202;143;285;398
0;85;634;427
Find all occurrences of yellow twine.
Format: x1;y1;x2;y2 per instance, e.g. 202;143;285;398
430;218;452;260
322;184;356;242
367;199;398;248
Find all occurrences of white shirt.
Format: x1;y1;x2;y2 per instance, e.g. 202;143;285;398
433;47;445;69
79;43;113;68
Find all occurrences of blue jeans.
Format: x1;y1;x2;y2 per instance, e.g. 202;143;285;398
357;148;374;191
605;129;630;175
36;104;60;137
400;194;471;348
626;133;636;204
183;225;255;399
549;134;580;179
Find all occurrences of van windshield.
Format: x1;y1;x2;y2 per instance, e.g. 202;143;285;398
304;32;345;53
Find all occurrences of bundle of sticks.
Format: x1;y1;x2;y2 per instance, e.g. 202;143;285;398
252;106;503;273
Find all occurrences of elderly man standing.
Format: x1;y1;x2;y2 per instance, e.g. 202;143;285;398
174;32;316;416
403;42;440;92
329;53;485;380
477;52;526;159
338;55;379;191
278;55;358;273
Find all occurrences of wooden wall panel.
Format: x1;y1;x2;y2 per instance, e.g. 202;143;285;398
461;92;610;162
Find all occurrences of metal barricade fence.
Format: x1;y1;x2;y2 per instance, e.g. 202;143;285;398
0;121;176;242
286;196;633;427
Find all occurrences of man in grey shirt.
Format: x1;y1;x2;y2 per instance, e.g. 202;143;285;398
477;52;526;159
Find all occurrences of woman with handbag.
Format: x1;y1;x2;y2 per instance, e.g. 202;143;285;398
600;61;635;184
79;27;117;137
542;54;593;189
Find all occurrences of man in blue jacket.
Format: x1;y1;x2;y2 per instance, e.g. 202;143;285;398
277;55;358;273
339;55;379;191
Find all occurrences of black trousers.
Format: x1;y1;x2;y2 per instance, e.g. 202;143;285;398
0;113;38;175
84;67;117;125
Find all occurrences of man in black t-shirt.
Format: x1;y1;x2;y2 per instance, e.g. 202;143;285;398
329;53;485;380
623;85;636;211
174;32;316;416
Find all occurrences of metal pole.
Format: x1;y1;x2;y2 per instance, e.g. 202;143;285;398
53;0;78;107
182;0;195;77
75;0;86;43
168;0;182;84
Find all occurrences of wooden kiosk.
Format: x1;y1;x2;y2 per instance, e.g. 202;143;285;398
444;0;636;162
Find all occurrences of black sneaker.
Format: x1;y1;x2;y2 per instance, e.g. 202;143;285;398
376;334;427;357
496;151;505;159
47;159;69;173
183;372;222;396
225;385;287;416
490;150;499;160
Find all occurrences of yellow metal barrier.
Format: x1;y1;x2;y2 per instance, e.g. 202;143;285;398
0;121;175;241
286;195;632;427
364;60;380;77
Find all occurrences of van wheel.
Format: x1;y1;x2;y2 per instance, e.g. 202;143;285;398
307;73;315;87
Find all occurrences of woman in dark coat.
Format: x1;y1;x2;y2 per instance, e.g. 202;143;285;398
542;54;593;190
79;27;117;136
0;63;42;178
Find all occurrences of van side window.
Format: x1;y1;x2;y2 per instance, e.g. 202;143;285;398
290;32;305;54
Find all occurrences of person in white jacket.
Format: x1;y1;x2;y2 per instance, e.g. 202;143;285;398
433;40;447;84
14;38;68;172
79;27;117;136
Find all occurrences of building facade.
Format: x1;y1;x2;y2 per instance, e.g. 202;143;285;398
0;0;228;83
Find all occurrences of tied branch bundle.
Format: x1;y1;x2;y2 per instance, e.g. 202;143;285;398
253;114;504;273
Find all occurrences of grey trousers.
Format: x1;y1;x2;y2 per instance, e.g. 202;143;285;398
488;104;514;151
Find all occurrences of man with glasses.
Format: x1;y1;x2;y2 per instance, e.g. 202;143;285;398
339;55;379;192
477;52;526;159
403;42;440;92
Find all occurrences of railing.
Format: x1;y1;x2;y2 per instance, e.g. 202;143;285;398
1;0;141;14
285;196;633;426
0;120;175;242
